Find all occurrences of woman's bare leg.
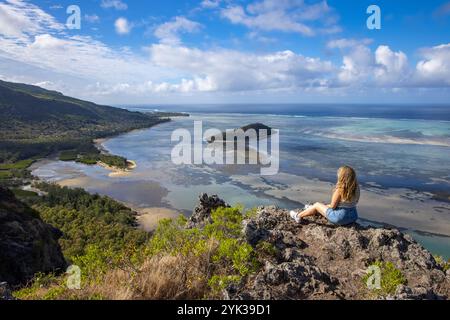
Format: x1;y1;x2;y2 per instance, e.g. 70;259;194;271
299;202;329;219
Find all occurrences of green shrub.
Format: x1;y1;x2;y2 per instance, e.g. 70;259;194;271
13;272;61;300
362;261;407;297
146;215;189;256
208;275;241;294
41;286;67;300
71;245;116;285
204;206;244;239
213;238;258;276
434;255;450;272
147;206;260;295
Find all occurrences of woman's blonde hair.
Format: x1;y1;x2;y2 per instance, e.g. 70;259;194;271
337;166;358;202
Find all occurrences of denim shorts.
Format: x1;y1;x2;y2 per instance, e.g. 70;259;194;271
326;207;358;225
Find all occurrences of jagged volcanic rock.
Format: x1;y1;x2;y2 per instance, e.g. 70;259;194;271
237;206;450;300
189;195;450;300
187;193;230;229
0;282;14;300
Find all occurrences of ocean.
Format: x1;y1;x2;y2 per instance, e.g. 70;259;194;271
31;104;450;258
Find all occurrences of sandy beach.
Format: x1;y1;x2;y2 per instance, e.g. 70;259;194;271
94;137;138;177
134;207;181;232
97;159;137;177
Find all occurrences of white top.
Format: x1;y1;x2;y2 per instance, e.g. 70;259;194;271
338;185;360;208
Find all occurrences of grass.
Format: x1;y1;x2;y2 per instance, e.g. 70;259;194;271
0;159;34;170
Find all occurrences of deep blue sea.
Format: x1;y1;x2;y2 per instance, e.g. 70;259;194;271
126;104;450;121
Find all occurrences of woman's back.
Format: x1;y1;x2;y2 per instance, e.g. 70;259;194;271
338;185;360;208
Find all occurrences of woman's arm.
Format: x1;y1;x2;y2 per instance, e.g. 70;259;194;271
328;188;341;209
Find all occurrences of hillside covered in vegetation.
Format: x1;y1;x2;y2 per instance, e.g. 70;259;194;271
0;80;170;185
0;80;166;143
7;193;450;300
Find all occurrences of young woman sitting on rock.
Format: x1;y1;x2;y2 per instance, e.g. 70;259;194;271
290;166;360;226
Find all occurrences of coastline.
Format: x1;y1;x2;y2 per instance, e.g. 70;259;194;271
91;120;177;176
28;113;450;258
31;156;450;239
93;135;139;177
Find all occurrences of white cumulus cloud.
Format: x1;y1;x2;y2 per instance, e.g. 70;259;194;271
154;17;202;45
416;44;450;86
220;0;341;36
148;44;335;92
374;45;409;85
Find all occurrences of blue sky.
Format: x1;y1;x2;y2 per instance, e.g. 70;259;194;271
0;0;450;104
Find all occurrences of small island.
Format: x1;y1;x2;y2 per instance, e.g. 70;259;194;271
206;123;273;143
59;148;135;171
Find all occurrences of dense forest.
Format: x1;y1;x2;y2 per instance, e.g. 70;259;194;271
19;183;149;260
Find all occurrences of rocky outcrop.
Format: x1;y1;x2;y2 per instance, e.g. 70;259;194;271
0;187;66;287
186;193;230;229
0;282;14;300
188;195;450;300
